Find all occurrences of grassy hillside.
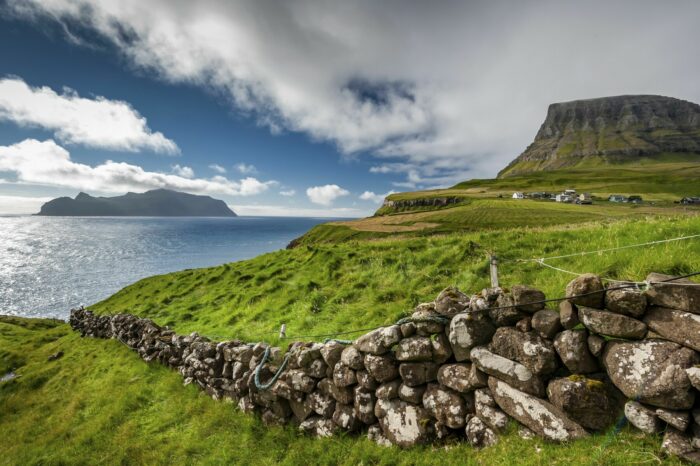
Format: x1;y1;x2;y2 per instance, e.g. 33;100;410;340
4;214;700;464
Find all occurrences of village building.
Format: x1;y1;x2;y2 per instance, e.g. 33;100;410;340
512;192;524;199
608;194;627;202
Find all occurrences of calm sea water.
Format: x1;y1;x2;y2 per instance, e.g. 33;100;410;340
0;216;339;320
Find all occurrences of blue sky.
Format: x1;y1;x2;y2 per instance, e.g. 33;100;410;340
0;1;698;216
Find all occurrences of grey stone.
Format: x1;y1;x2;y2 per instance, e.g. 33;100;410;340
354;386;377;424
395;336;433;362
559;300;580;330
375;379;401;400
318;377;353;404
305;391;335;418
400;322;416;338
603;340;698;409
367;424;392;447
553;330;599;374
399;362;438;387
448;310;496;361
490;293;527;326
656;408;690;431
287;369;317;393
605;288;647;317
430;332;453;364
364;353;399;383
435;286;470;316
511;285;546;313
332;363;357;388
398;383;426;404
299;416;337;438
624;401;662;434
489;327;558;376
378;401;434;448
546;376;619;431
566;274;605;309
515;316;532;333
645;273;700;313
320;341;346;368
474;388;509;433
470;346;545;397
488;377;588;442
465;416;498;448
356;370;378;390
587;334;606;357
579;307;647;339
332;403;361;431
340;346;365;370
686;367;700;391
644;307;700;352
531;310;562;339
661;427;694;458
289;396;313;421
437;363;487;393
422;384;468;429
354;326;402;355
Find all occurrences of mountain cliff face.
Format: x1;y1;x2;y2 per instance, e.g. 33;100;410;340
499;95;700;177
37;189;237;217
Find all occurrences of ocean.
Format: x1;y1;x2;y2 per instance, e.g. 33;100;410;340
0;216;339;320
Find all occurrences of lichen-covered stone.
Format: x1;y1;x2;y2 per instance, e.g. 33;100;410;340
553;330;598;374
645;273;700;313
398;362;438;387
437;363;487;393
559;300;580;330
579;306;647;339
546;376;619;431
474;388;509;432
448;310;495;361
299;416;337;438
470;346;545;397
378;401;434;448
511;285;546;313
367;424;392;447
320;341;346;368
489;327;558;376
531;309;562;339
603;340;698;409
662;427;694;458
566;274;605;308
332;363;357;388
375;379;401;400
305;391;336;418
318;377;354;404
686;367;700;391
364;353;399;383
356;370;378;390
624;401;662;434
605;288;647;317
488;377;588;442
490;293;527;326
340;346;365;370
354;326;402;355
435;286;470;316
587;334;606;357
396;336;434;361
655;408;690;431
465;416;498;448
644;307;700;351
354;386;377;424
398;383;426;404
332;403;361;431
422;384;468;429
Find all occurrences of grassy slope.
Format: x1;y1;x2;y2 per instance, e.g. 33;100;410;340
5;216;700;464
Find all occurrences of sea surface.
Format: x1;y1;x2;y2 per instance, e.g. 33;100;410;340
0;216;340;320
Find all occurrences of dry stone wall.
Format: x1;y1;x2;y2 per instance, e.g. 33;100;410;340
70;272;700;462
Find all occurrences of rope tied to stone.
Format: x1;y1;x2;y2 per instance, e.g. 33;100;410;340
254;346;291;391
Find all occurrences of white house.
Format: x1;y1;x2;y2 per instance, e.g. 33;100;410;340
512;192;524;199
556;194;573;203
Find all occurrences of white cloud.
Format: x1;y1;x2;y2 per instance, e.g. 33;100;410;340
0;138;275;196
208;164;227;174
359;190;395;203
171;164;194;178
230;203;364;218
280;189;296;196
235;163;258;175
0;77;178;154
9;1;700;182
306;184;349;206
0;194;53;214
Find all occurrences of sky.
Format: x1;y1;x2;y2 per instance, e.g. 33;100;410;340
0;1;699;216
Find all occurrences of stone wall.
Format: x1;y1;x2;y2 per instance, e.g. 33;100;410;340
69;272;700;462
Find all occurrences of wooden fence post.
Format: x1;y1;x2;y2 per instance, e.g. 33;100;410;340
490;255;499;288
279;324;286;339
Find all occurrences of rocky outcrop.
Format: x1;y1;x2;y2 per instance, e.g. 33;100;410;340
499;95;700;177
378;196;464;215
68;271;700;462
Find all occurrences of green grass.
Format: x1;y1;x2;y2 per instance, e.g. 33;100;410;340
2;214;700;464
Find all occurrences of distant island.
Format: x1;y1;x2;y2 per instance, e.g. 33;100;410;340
37;189;237;217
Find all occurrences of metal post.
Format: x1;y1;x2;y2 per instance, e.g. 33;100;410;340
279;323;286;339
490;255;499;288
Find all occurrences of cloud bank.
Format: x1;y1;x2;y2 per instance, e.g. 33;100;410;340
306;184;349;206
0;77;178;154
8;0;700;185
0;139;275;196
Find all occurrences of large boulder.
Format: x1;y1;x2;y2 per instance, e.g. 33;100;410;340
603;340;698;409
624;401;662;434
644;307;700;352
489;327;558;376
354;326;402;355
435;286;470;316
578;307;647;339
546;376;620;431
488;377;588;442
470;346;545;397
605;288;647;317
553;330;598;374
422;384;468;429
511;285;546;313
566;274;605;309
645;273;700;313
448;310;495;361
437;363;487;393
531;310;562;339
378;401;434;448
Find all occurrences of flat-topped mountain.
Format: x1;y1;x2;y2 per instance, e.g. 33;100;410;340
37;189;237;217
499;95;700;177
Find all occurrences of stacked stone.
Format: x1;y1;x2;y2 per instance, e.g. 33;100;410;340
68;272;700;463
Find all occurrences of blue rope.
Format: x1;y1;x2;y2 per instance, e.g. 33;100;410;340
253;346;291;391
